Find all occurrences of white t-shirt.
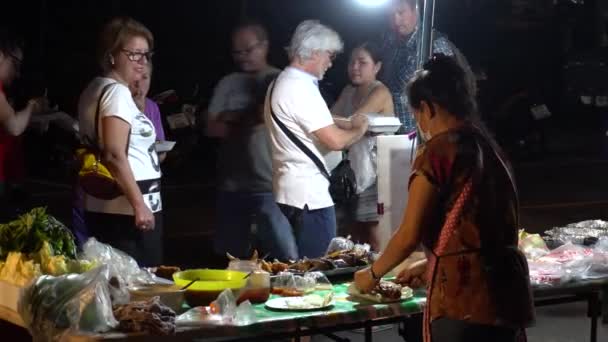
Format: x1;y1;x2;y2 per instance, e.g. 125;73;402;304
78;77;162;215
264;67;335;210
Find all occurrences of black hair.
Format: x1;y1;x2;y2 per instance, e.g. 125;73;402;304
232;19;269;43
355;42;383;65
407;53;477;120
0;29;24;57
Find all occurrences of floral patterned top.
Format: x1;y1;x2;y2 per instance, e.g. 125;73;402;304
409;125;535;329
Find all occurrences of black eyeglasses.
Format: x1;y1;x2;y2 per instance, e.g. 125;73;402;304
121;49;154;62
231;42;263;57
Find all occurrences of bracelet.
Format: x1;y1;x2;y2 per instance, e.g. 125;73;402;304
369;265;381;281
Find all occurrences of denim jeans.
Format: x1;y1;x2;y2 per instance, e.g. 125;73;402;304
278;204;337;259
214;191;298;261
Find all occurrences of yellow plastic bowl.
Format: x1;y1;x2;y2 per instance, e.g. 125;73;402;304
173;269;247;307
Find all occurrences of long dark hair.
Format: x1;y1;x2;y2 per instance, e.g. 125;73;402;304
407;53;517;196
407;53;477;120
354;41;383;65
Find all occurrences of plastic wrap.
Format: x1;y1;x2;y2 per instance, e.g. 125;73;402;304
304;272;333;290
544;220;608;247
519;233;549;260
582;237;608;279
18;265;117;341
325;237;355;255
177;289;257;326
528;260;567;286
348;136;377;194
528;243;595;286
80;238;153;303
293;275;316;294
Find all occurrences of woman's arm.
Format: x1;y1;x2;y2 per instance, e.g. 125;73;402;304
102;116;154;230
354;173;439;292
0;92;40;136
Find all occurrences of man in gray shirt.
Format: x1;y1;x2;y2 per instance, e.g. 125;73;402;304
207;21;296;261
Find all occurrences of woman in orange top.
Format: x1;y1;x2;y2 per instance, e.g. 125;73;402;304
354;54;535;341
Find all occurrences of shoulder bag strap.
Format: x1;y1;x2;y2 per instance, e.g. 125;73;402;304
93;82;118;149
268;81;330;180
94;82;131;156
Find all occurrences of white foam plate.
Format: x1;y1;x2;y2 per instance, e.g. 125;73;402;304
155;140;176;153
265;295;334;311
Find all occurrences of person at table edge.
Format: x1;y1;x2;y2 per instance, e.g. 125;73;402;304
354;54;535;342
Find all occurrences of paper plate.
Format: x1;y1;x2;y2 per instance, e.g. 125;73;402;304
265;295;334;312
156;140;176;153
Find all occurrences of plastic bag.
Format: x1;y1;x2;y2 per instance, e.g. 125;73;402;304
537;242;594;264
348;136;376;194
293;275;316;294
518;232;549;260
19;265;117;341
528;260;567;286
177;289;258;326
581;237;608;279
304;271;333;290
80;238;153;303
326;236;355;255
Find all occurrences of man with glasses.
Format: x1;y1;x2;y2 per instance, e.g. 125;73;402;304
0;29;47;220
264;20;368;258
0;29;46;136
207;21;296;261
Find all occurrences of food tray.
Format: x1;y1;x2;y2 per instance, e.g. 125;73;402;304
320;265;369;281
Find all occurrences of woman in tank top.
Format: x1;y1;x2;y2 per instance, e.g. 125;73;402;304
331;42;394;251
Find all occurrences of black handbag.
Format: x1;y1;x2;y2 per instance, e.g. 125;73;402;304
268;82;357;204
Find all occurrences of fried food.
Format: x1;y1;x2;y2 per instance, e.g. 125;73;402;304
154;266;181;280
373;280;402;300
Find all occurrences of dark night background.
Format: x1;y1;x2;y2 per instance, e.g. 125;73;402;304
2;0;603;117
0;0;608;267
3;3;608;340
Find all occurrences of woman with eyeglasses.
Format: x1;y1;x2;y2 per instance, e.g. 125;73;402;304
0;29;47;218
77;17;162;266
354;54;535;342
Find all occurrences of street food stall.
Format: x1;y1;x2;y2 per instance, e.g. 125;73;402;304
0;207;427;341
1;207;608;342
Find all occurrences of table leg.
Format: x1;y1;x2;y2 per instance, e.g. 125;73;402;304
588;292;600;342
295;325;301;342
602;285;608;324
364;322;372;342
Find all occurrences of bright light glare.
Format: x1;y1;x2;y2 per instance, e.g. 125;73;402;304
356;0;391;7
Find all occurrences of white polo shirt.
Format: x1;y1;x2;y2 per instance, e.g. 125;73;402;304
264;67;335;210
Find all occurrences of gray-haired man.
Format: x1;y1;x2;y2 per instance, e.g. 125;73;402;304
264;20;368;258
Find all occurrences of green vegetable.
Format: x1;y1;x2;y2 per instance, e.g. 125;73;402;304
0;207;77;260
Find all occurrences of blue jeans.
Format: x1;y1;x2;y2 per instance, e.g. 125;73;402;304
214;191;298;261
278;204;337;258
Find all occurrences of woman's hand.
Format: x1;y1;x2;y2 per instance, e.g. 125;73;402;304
396;259;427;288
354;267;378;293
134;203;155;231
